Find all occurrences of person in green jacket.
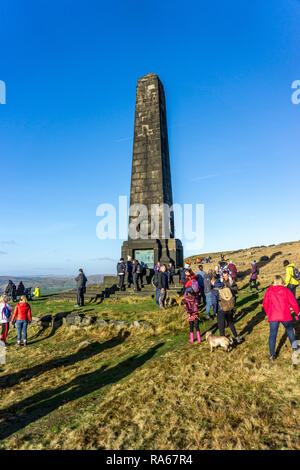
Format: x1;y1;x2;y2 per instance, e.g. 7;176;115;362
283;260;299;298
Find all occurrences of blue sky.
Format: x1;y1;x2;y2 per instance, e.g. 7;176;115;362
0;0;300;276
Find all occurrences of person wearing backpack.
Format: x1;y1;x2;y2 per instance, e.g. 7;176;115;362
283;260;299;298
263;275;299;360
11;295;32;347
152;267;161;306
0;295;13;345
249;260;259;293
211;275;242;343
183;270;201;343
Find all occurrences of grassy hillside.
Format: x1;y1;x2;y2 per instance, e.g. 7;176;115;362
0;262;299;449
186;239;300;287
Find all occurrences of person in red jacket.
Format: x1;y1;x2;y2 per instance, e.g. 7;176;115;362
11;295;32;347
263;275;299;360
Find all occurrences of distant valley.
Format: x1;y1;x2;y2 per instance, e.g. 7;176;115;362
0;275;104;295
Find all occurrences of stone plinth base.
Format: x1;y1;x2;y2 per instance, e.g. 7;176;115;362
121;238;183;268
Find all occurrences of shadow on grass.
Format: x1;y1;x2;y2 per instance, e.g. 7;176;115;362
0;332;130;389
0;342;164;441
201;297;263;339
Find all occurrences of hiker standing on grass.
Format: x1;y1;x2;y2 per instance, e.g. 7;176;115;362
16;281;25;297
11;295;32;347
283;260;299;298
249;260;259;293
0;295;13;345
126;256;133;288
183;270;201;343
153;266;161;306
227;261;237;282
117;258;126;291
203;270;214;319
196;264;206;306
222;270;238;294
211;275;242;343
75;269;87;307
263;275;299;361
167;263;175;285
33;285;40;298
157;265;168;309
5;280;17;302
132;259;141;292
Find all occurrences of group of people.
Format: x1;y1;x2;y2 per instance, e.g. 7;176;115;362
183;257;300;360
116;257;176;295
180;263;242;344
0;294;32;346
1;256;298;360
4;280;40;302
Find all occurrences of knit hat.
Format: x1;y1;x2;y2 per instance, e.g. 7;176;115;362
251;260;256;265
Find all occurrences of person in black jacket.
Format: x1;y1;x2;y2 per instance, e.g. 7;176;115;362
167;263;175;285
117;258;126;291
16;281;25;297
75;269;87;307
5;280;17;302
158;265;168;309
126;256;133;288
132;259;141;291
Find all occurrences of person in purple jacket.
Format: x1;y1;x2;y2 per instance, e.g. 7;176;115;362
249;260;259;293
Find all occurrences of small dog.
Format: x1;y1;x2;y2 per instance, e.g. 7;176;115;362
176;295;184;306
205;331;233;352
166;297;177;308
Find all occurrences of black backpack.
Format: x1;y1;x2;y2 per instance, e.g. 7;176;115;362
292;266;300;281
152;272;159;287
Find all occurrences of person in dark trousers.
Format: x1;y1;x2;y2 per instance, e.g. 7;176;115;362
167;263;175;285
196;264;206;306
153;267;161;306
11;295;32;346
132;259;141;291
283;260;299;298
157;265;168;309
117;258;126;291
263;275;299;360
126;256;133;288
16;281;25;297
5;280;17;302
75;269;87;307
249;260;259;293
203;269;214;319
211;275;242;343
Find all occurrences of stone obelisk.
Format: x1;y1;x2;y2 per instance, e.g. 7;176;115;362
121;73;183;268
